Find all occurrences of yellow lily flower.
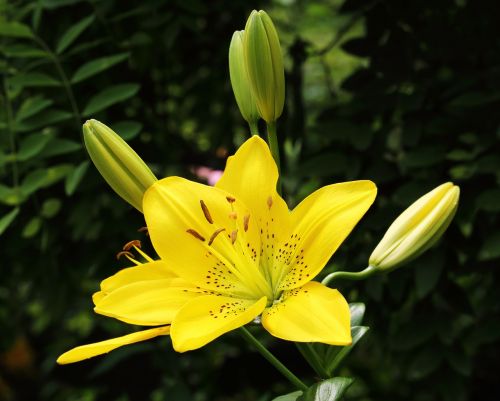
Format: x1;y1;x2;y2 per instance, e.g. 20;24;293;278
57;136;376;364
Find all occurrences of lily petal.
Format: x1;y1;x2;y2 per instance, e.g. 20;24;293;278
216;136;291;285
94;279;201;326
171;295;267;352
100;260;177;293
262;281;351;345
144;177;271;299
278;181;377;290
56;326;170;364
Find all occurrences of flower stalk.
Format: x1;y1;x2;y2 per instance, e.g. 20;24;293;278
239;327;308;391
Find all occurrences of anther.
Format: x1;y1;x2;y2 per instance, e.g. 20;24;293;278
267;196;273;209
200;200;213;224
229;211;237;220
231;229;238;244
208;228;226;245
123;239;141;251
226;196;236;203
243;214;250;232
137;226;149;236
186;229;206;241
116;250;134;260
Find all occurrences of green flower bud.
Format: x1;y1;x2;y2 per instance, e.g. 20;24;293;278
244;10;285;123
83;119;157;212
369;182;460;271
229;30;260;128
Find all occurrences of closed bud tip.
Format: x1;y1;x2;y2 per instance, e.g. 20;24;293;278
243;10;285;123
369;182;460;271
83;119;157;212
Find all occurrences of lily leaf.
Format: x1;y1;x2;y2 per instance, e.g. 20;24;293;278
56;15;95;54
298;377;354;401
0;207;20;236
83;83;140;116
273;391;303;401
324;326;369;375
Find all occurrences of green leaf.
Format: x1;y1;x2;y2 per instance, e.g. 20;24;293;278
9;72;60;88
17;132;54;161
56;15;95;54
41;0;84;9
273;391;303;401
112;120;143;140
325;326;369;375
0;21;34;38
478;231;500;261
0;207;20;236
2;44;48;58
40;198;62;218
37;138;81;158
16;110;73;132
0;185;25;206
21;164;72;196
349;303;365;326
83;83;140;116
22;217;42;238
71;53;129;83
65;161;89;196
15;96;54;122
299;377;354;401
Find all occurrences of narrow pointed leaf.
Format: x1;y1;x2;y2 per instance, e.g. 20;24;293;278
299;377;354;401
273;391;303;401
9;72;60;88
15;96;53;122
325;326;369;375
71;53;129;83
0;22;33;38
65;161;90;195
83;84;140;116
56;15;95;54
0;207;20;236
349;303;366;327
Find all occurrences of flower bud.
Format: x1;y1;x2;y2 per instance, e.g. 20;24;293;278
83;119;157;212
229;30;260;127
243;10;285;123
369;182;460;271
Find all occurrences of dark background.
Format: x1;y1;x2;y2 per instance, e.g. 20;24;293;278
1;0;499;400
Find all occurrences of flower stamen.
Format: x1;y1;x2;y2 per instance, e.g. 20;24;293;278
186;229;206;241
231;229;238;244
200;200;213;224
208;228;226;246
122;239;141;251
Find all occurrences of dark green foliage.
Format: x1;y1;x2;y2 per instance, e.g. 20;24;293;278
1;0;499;400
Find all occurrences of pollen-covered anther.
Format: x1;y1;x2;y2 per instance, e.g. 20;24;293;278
208;228;226;246
267;196;273;209
231;229;238;244
200;200;213;224
186;229;206;241
226;196;236;203
243;214;250;232
137;226;149;236
229;211;238;220
116;250;134;261
122;239;141;251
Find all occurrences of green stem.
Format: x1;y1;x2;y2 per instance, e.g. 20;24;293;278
239;327;308;391
266;121;282;195
248;120;259;136
34;36;82;126
295;343;329;379
322;265;378;286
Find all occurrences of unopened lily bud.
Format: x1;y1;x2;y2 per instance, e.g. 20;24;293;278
369;182;460;271
244;10;285;123
229;30;260;127
83;119;157;212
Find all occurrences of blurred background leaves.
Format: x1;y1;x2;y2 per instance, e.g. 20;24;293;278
1;0;499;400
